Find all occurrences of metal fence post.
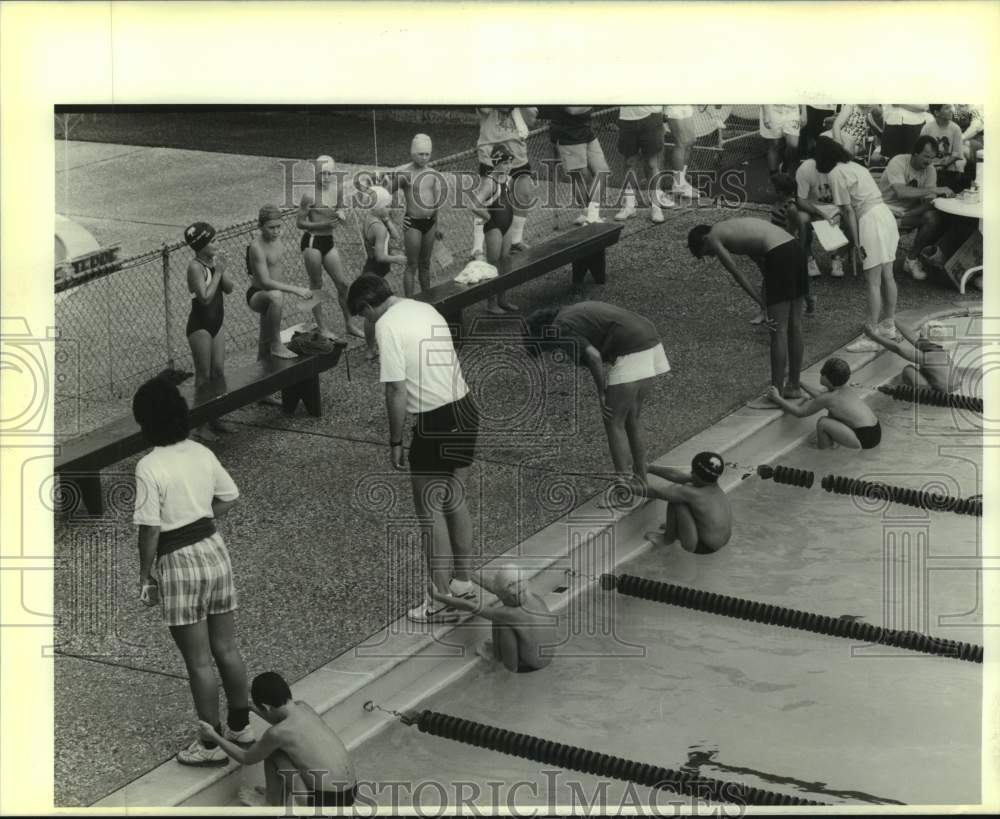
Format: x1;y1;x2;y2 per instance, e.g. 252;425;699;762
161;242;175;370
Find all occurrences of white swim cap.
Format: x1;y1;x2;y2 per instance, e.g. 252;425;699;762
370;185;393;211
411;133;432;153
316;155;336;174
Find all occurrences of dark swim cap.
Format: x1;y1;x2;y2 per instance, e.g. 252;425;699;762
820;357;851;387
184;222;215;252
691;451;724;483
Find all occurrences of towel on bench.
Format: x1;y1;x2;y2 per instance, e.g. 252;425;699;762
454;259;499;285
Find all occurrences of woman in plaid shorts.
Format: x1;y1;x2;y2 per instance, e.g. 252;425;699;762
131;376;253;766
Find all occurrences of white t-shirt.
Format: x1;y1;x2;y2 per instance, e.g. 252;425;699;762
882;105;928;126
377;299;469;414
829;161;885;219
879;154;937;207
619;106;662;121
133;439;239;531
795;159;834;204
919;120;964;163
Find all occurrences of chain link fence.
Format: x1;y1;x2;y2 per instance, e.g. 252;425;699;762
55;105;766;406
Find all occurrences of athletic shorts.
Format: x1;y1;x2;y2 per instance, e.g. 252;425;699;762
760;108;801;139
761;240;808;305
410;394;479;473
478;161;534;180
617;113;664;159
606;343;671;386
556;139;610;173
858;204;900;270
157;533;237;627
663;105;695;120
306;785;358;808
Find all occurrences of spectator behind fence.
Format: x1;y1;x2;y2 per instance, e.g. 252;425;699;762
815;136;899;354
880;105;929;159
760;105;804;174
831;104;875;159
663;106;698;201
878;135;956;282
540;106;610;226
615;106;672;223
183;222;235;443
921;105;967;191
954;104;984;165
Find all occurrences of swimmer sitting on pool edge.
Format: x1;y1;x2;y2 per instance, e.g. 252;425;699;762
430;565;557;673
767;357;881;450
641;451;732;554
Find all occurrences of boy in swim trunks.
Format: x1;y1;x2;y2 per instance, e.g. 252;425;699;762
766;357;882;450
430;565;557;673
688;217;807;399
642;452;732;554
246;205;312;360
383;134;446;297
862;320;956;392
200;671;358;808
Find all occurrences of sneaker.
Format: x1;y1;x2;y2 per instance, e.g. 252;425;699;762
807;258;821;278
573;214;588;226
845;337;882;353
176;738;228;767
224;724;255;747
614;206;636;222
672;180;696;198
830;259;845;278
805;295;817;316
654;190;676;209
650;205;665;224
449;579;477;601
407;598;460;623
904;257;928;281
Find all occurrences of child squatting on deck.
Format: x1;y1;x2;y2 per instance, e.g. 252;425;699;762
767;357;882;450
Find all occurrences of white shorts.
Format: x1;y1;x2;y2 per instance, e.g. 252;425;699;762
858;203;900;270
760;107;801;139
663;105;694;121
606;343;671;386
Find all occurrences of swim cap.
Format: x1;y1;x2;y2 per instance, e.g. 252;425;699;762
316;155;336;174
490;144;515;165
821;357;851;387
258;204;283;225
411;133;432;154
691;452;724;483
369;185;393;211
183;222;215;252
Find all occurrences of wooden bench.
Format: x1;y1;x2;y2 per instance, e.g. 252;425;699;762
414;222;623;336
54;345;346;517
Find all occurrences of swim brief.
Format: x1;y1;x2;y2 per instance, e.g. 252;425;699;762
362;257;392;278
305;784;358;808
478;160;534;180
403;214;438;235
300;232;335;256
852;421;882;450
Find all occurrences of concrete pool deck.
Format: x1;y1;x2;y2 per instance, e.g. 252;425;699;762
90;304;988;809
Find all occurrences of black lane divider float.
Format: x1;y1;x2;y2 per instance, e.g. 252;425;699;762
397;709;826;806
756;464;982;517
600;574;984;664
878;384;983;413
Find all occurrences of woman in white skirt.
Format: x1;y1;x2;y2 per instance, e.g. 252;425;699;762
815;136;900;353
527;301;670;484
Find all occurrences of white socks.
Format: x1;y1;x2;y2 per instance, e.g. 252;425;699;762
472;218;485;254
510;215;527;245
622;193;636;210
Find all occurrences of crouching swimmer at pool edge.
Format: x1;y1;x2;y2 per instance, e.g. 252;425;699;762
430;565;557;673
767;357;882;450
200;671;358;809
641;452;733;555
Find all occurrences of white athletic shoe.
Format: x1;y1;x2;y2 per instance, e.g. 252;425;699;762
573;214;588;226
654;190;676;209
650;205;665;224
845;338;882;353
807;258;822;277
449;579;477;601
830;258;845;278
407;598;460;624
176;738;228;767
672;180;696;198
905;257;928;281
224;724;255;747
615;206;636;222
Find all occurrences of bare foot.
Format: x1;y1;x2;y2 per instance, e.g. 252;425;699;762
270;345;298;359
238;786;267;808
475;640;495;662
510;241;531;253
499;300;519;313
366;348;379;362
318;329;340;342
644;531;669;547
782;385;803;399
191;425;218;443
484;303;508;315
257;396;283;408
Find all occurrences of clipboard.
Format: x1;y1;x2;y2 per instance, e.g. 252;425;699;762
812;219;849;253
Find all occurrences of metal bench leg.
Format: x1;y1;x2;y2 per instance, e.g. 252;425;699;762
281;374;322;417
571;250;607;285
61;473;104;516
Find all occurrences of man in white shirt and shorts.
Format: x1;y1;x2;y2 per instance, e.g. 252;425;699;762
615;106;672;223
760;105;804;174
346;274;480;623
664;105;698;200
